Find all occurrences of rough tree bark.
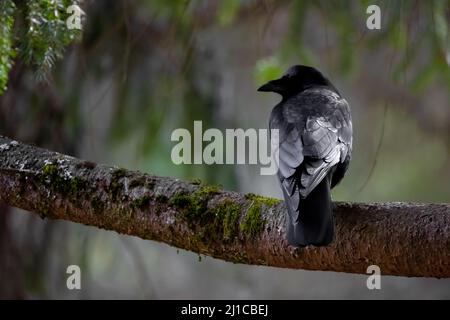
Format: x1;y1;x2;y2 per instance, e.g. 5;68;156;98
0;135;449;278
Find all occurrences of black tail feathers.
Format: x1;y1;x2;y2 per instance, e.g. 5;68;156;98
285;174;334;247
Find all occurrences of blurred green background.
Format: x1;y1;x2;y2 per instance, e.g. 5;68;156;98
0;0;449;299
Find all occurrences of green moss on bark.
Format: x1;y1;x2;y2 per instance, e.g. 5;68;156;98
131;195;151;209
42;163;58;177
169;184;221;224
245;193;281;206
41;163;87;199
219;200;241;241
240;203;265;239
170;184;243;243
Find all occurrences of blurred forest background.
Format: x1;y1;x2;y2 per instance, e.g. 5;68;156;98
0;0;449;299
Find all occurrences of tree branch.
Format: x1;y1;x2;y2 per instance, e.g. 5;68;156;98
0;135;449;278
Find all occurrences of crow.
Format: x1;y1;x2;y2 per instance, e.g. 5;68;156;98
258;65;352;247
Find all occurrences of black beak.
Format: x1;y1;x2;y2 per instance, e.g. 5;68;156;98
257;78;286;92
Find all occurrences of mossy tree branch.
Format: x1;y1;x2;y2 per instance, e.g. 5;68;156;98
0;135;449;278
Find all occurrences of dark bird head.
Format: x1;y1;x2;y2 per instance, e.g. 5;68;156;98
257;65;338;98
